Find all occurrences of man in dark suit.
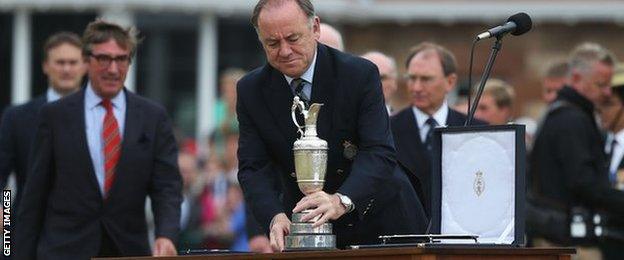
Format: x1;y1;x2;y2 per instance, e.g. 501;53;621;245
530;43;624;259
15;20;182;259
0;32;85;222
238;0;427;251
391;42;484;217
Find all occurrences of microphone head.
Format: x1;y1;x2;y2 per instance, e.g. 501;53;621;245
507;12;532;36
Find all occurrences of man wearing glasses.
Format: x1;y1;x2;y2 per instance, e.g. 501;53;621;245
390;42;485;217
15;20;182;259
529;43;624;259
361;51;398;115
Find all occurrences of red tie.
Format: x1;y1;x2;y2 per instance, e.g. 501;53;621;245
102;99;121;196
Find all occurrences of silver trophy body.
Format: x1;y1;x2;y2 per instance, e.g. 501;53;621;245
284;96;336;250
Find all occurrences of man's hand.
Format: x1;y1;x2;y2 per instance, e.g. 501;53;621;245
249;235;273;253
293;191;348;228
152;237;177;256
269;213;291;252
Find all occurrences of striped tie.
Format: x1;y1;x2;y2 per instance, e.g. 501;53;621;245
101;99;121;197
291;78;310;106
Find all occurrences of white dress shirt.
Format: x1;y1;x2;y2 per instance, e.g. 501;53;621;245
411;100;449;143
606;130;624;182
46;87;65;103
84;83;126;196
284;49;317;99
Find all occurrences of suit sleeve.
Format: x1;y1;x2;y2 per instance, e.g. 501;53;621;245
0;108;16;189
337;64;398;220
149;110;182;242
14;106;54;260
236;82;284;230
554;113;624;216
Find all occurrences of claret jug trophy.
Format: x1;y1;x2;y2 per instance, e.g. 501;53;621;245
284;96;336;250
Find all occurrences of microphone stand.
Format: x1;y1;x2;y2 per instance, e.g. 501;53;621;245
465;36;503;126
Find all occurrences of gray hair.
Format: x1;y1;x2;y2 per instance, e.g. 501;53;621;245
568;42;616;76
361;51;398;77
82;19;140;57
251;0;315;29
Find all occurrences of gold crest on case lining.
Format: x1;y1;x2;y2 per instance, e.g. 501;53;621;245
474;171;485;197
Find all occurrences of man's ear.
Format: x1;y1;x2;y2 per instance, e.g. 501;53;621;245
312;16;321;40
42;60;49;76
445;73;458;93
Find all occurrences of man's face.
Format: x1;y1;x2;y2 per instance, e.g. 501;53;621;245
87;39;131;99
256;1;320;78
542;76;566;103
366;55;397;102
599;94;623;131
42;43;86;95
406;50;456;115
573;61;614;106
475;93;510;125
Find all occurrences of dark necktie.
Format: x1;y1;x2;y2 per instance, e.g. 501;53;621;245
291;78;310;107
102;99;121;197
424;117;438;153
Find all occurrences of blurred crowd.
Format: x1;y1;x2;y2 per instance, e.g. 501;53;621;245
1;3;623;259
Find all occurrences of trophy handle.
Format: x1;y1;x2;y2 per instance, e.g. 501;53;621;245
291;96;306;138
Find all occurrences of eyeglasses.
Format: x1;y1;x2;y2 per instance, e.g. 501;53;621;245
89;53;131;68
404;74;437;84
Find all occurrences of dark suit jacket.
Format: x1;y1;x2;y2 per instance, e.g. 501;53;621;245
0;96;46;217
391;107;484;217
15;89;182;259
530;86;624;215
237;44;427;248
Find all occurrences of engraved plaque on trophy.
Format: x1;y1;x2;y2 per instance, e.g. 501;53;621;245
284;96;336;250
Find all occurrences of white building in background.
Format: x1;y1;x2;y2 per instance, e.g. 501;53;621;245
1;0;624;143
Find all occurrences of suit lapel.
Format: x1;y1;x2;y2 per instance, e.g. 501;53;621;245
446;108;466;126
66;90;101;198
396;109;425;175
110;90;144;197
262;67;299;146
310;44;334;139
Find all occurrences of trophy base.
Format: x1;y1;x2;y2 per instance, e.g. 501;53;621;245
284;234;336;250
285;211;336;250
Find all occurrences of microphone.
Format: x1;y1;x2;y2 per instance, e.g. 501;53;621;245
477;12;532;40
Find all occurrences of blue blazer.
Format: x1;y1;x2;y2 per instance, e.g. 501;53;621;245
15;89;182;259
237;44;427;248
0;95;46;217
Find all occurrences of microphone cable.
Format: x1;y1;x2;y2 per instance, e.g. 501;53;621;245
465;38;479;124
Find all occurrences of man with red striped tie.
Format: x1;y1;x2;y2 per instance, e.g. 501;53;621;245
15;20;182;259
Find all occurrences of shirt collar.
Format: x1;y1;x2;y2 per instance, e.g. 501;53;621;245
46;87;65;103
85;82;126;110
615;129;624;145
284;48;317;86
412;100;449;129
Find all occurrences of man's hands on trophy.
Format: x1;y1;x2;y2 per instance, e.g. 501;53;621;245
293;191;348;228
269;213;291;252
